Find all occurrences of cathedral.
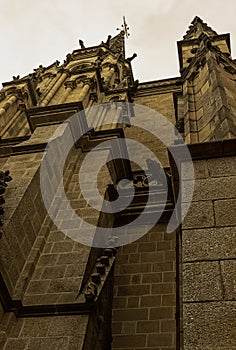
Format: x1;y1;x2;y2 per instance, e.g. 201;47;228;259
0;16;235;349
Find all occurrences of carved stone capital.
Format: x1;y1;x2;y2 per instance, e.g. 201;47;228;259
64;80;77;90
5;87;23;100
79;77;96;90
57;67;70;77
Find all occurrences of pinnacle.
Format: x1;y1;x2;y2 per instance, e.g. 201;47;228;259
191;16;204;24
183;16;218;40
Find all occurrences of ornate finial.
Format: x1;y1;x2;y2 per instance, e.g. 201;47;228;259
117;16;130;38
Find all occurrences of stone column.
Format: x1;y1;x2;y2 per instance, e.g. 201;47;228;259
77;78;95;102
40;69;69;106
0;89;22;118
41;73;57;92
58;80;77;104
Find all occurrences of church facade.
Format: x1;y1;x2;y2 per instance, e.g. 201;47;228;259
0;17;235;349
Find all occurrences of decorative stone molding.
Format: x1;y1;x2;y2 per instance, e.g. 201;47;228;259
57;67;70;76
64;79;77;90
84;282;98;302
70;62;94;74
42;72;56;79
80;77;96;91
84;248;116;303
5;87;23;100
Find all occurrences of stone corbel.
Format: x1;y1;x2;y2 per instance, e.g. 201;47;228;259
84;282;98;302
83;248;116;303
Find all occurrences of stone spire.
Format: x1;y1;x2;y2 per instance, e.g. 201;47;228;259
183;16;218;40
109;31;126;58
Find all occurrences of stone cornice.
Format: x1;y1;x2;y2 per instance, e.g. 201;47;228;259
26;101;84;132
169;139;236;177
135;77;182;96
0;271;94;317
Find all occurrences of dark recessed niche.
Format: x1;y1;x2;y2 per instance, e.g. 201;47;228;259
191;48;198;54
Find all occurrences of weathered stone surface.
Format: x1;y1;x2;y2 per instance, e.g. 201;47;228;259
207;156;236;177
183;302;236;349
221;260;236;300
182;227;236;261
214;199;236;226
181;159;209;180
3;338;29;350
183;261;223;301
182;201;215;229
27;336;69;350
182;176;236;202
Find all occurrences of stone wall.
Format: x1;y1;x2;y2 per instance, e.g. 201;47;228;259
0;122;115;349
0;311;89;350
181;155;236;349
112;223;177;350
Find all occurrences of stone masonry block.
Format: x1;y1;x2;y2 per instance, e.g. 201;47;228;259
27;337;69;350
183;302;236;349
112;334;146;349
147;333;174;347
182;227;236;262
220;260;236;300
4;338;29;350
182;176;236;203
183;261;223;302
214;199;236;226
182;201;215;229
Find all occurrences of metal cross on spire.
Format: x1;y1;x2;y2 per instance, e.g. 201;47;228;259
117;16;130;39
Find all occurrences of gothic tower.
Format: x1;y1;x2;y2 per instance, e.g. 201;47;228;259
0;17;235;350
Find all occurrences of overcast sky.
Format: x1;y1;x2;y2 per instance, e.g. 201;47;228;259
0;0;236;85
